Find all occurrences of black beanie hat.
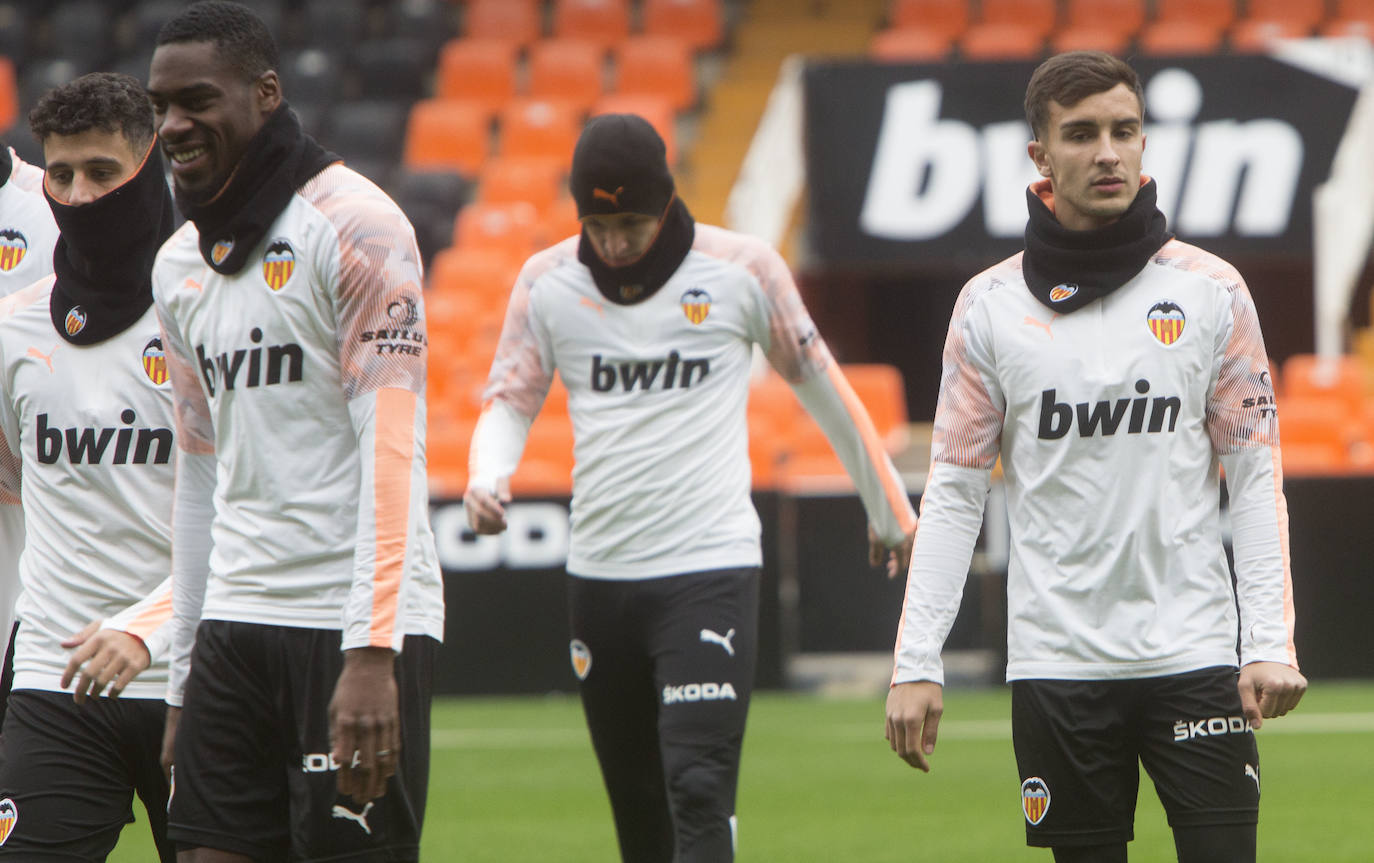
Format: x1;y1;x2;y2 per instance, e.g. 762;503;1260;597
570;114;675;219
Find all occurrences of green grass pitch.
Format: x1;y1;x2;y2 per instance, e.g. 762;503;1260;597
110;680;1374;861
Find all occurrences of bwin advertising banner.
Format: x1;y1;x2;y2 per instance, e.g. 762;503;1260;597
804;55;1358;271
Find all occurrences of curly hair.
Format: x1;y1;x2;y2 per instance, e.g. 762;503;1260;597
1024;51;1144;142
28;72;156;153
156;0;279;83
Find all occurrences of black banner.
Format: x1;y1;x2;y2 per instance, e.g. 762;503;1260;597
805;55;1359;271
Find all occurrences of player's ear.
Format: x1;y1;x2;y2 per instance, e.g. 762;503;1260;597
1028;140;1051;178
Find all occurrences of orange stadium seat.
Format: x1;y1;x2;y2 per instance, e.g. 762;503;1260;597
959;23;1044;60
870;27;953;62
977;0;1057;37
612;37;697;113
465;0;542;47
528;39;606;115
426;417;475;496
591;95;679;165
1138;19;1224;55
452;201;542;267
1064;0;1145;37
748;373;802;442
1279;441;1347;476
889;0;969;41
435;39;519;117
1152;0;1236;31
642;0;725;51
1230;18;1309;52
1051;26;1130;54
1239;0;1325;30
1326;0;1374;33
478;156;566;214
0;57;17;134
403;99;491;175
553;0;631;52
839;364;908;446
542;375;571;418
499;98;583;166
538;196;583;246
1281;354;1368;412
428;245;521;298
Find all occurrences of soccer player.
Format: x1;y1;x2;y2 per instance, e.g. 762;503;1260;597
0;139;59;724
147;3;444;860
885;52;1306;863
465;113;918;862
0;71;178;860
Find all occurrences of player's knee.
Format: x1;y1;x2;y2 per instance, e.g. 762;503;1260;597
1173;823;1255;863
1052;843;1127;863
669;759;730;819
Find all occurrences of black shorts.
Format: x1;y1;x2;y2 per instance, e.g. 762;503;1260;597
1012;666;1260;848
168;621;436;863
0;688;171;861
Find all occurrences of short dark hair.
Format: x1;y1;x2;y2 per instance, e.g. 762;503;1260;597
156;0;279;84
1025;51;1144;141
29;72;156;153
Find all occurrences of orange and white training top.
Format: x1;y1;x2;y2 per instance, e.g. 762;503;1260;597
892;239;1296;685
471;224;915;579
0;280;174;698
153;164;443;704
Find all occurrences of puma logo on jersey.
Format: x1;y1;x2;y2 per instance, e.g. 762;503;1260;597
590;352;710;392
700;628;736;656
26;344;57;373
1038;380;1180;440
593;186;625;206
1022;314;1057;340
35;410;173;465
196;328;304;397
331;801;374;835
579;296;605;316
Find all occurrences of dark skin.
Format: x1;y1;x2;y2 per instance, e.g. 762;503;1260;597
147;43;400;861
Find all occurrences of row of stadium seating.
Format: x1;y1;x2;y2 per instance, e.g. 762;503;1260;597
873;0;1374;61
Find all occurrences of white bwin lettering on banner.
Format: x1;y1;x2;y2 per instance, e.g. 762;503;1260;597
431;502;570;570
859;70;1305;241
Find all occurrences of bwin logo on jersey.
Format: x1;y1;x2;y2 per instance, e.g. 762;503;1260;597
681;288;711;324
0;228;27;271
663;682;738;705
142;337;169;385
196;328;304;397
36;410;173;465
1147;301;1186;346
262;239;295;291
591;352;710;392
1038;379;1181;440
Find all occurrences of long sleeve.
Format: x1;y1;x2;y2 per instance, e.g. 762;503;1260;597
1207;277;1296;668
0;363;21;656
892;279;1004;685
104;575;175;664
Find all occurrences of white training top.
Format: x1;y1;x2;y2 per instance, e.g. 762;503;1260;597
0;279;175;697
153;163;444;704
470;224;915;579
892;229;1297;684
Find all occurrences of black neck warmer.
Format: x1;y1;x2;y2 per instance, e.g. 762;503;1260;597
578;196;695;305
47;141;176;345
1022;178;1173;314
0;144;11;188
176;103;338;275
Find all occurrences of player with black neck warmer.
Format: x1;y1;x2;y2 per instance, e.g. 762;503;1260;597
467;113;917;862
0;70;182;862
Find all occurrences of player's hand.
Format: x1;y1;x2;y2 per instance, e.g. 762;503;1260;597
868;523;917;580
330;646;400;804
60;621;151;704
161;705;181;782
463;476;512;534
885;680;943;772
1238;661;1307;729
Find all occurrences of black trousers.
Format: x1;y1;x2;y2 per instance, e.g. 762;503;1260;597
567;567;760;863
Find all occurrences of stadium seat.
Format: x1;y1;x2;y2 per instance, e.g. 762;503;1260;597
747;373;802;443
1051;26;1130;55
869;27;954;62
279;48;342;108
1064;0;1145;37
889;0;969;41
1279;441;1348;476
49;0;117;68
436;39;519;119
498;99;583;167
1281;354;1368;412
0;3;31;69
612;37;697;113
537;196;583;246
383;0;458;52
528;39;606;115
452;201;542;267
839;364;908;446
643;0;725;51
552;0;632;52
1137;20;1224;55
403;99;491;175
465;0;542;47
976;0;1057;38
300;0;367;49
477;156;566;215
426;417;475;496
1326;0;1374;34
1151;0;1236;31
958;23;1044;60
1229;18;1310;52
324;100;408;163
352;38;433;100
428;246;521;298
0;57;16;134
591;95;679;165
1237;0;1325;31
